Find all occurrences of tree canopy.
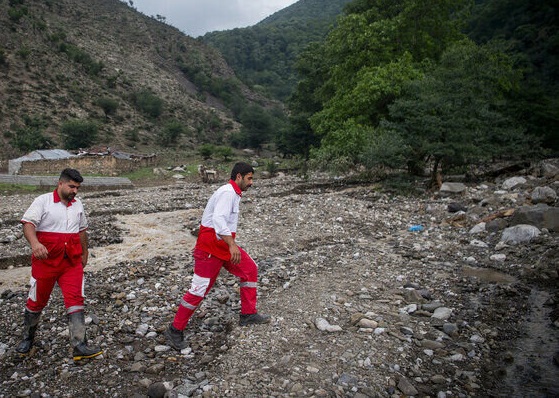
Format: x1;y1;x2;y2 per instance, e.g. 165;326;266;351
287;0;550;177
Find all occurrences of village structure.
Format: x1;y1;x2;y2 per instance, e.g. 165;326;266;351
7;148;156;176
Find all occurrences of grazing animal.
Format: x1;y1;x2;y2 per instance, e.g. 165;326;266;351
198;164;217;183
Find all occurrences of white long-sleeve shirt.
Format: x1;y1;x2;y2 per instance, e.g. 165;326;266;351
200;182;240;238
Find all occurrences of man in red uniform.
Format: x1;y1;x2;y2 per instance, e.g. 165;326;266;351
16;168;102;361
166;162;270;350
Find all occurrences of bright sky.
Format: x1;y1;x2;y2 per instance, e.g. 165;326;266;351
127;0;299;37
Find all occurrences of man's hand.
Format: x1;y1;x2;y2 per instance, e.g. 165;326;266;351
228;244;241;264
31;243;48;259
219;234;241;264
23;223;48;259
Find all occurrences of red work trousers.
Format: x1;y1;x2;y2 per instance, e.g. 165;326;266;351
26;257;84;314
172;247;258;330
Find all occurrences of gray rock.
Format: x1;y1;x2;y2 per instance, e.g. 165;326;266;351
531;186;557;204
440;182;467;195
501;224;541;244
315;317;342;332
502;176;526;190
147;382;168;398
432;307;453;320
397;376;419;396
510;204;559;231
536;159;559;177
469;222;486;234
448;202;467;213
486;218;509;232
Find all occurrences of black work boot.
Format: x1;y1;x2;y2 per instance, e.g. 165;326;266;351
16;310;41;354
239;313;271;326
165;324;188;351
68;311;103;361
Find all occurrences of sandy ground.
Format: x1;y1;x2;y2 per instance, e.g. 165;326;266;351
0;210;199;293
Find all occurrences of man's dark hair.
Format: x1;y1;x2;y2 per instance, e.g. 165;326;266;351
60;168;83;183
230;162;254;180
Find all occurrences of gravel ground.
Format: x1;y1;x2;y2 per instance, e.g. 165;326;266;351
0;172;558;397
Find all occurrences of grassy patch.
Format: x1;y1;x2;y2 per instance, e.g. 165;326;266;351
0;183;49;195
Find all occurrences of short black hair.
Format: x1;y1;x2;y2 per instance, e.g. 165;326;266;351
230;162;254;180
59;168;83;183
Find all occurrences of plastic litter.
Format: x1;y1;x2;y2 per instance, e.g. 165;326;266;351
408;224;424;232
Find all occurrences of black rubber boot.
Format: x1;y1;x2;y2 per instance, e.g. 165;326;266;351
68;311;103;361
239;313;271;326
16;310;41;354
165;324;188;351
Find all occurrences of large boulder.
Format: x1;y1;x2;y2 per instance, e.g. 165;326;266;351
510;204;559;232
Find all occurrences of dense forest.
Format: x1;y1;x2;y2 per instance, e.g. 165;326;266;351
202;0;353;101
273;0;558;181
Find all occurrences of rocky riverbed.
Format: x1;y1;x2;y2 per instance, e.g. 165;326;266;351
0;169;558;397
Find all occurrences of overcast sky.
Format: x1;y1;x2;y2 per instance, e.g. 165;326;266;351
127;0;299;38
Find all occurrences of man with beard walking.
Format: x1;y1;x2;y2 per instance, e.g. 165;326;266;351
166;162;270;350
16;168;102;361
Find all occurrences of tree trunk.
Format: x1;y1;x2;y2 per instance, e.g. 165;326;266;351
428;157;443;190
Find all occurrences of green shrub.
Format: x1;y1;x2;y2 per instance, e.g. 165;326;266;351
125;129;139;144
8;6;27;23
158;120;185;147
16;46;30;59
215;146;233;161
131;89;164;118
58;43;103;76
264;160;278;176
60;119;98;149
95;97;119;116
11;127;52;152
198;143;214;159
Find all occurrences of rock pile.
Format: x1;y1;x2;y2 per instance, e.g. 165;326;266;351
0;168;557;397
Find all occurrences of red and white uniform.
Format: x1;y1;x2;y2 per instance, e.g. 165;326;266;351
21;189;88;314
172;180;259;330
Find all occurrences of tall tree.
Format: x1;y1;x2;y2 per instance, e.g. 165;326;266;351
282;43;331;158
467;0;559;151
381;40;535;183
291;0;472;167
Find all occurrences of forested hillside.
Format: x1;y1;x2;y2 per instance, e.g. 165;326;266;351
202;0;353;101
1;0;556;178
0;0;283;165
282;0;558;180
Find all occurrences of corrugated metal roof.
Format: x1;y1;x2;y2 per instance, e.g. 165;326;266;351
8;150;77;174
17;149;76;161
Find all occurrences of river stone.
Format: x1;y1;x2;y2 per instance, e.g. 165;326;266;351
432;307;453;320
502;177;526;190
501;224;541;244
440;183;467;195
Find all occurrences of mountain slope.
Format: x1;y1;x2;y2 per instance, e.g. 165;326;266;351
202;0;353;100
0;0;271;165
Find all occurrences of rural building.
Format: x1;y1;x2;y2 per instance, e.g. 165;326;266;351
8;148;156;176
